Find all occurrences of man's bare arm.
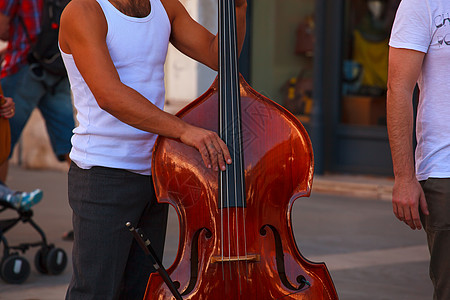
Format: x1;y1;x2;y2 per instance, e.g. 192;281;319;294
387;47;428;230
59;0;231;171
163;0;247;71
0;12;10;41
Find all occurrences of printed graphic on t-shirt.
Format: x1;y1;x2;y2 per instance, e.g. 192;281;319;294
434;13;450;46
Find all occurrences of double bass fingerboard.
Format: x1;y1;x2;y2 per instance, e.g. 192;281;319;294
218;0;246;209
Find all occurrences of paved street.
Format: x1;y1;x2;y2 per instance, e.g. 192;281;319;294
0;165;433;299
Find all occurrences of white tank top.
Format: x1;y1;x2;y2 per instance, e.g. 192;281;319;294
61;0;171;175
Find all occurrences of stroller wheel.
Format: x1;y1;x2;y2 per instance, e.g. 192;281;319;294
0;255;31;284
34;248;49;274
45;247;67;275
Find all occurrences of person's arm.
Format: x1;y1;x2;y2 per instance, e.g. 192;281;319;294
0;12;10;41
386;47;429;230
163;0;247;71
59;0;231;171
0;0;15;41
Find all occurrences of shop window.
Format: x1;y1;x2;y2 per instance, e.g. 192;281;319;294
251;0;315;124
283;14;315;124
341;0;400;126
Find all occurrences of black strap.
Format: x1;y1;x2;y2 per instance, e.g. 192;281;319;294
18;14;65;95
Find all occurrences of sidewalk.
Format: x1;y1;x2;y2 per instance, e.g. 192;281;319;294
1;165;431;300
313;173;394;201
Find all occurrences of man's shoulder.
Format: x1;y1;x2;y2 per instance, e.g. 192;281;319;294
160;0;189;23
60;0;107;51
63;0;103;18
61;0;105;27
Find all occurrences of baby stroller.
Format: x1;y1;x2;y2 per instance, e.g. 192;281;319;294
0;199;68;284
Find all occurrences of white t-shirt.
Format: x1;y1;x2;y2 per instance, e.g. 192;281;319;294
61;0;171;175
389;0;450;181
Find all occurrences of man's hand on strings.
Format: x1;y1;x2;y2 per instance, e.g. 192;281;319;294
180;125;232;172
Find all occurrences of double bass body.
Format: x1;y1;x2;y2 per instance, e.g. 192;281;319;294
145;77;338;299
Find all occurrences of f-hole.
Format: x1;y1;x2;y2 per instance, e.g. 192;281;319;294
179;228;212;296
260;224;309;292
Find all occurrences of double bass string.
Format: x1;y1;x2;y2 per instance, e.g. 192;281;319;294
226;0;238;278
228;0;242;288
219;0;249;291
227;0;249;291
218;0;224;281
230;0;249;275
228;0;249;285
224;0;233;282
218;0;231;282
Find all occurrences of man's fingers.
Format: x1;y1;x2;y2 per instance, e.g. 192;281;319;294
393;201;406;222
404;220;416;230
200;143;212;169
200;138;226;171
186;128;232;171
217;138;232;165
401;206;415;229
419;192;429;216
206;141;220;171
409;207;422;230
394;200;418;229
393;202;400;220
211;138;232;171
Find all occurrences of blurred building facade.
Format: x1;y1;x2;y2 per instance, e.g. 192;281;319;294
15;0;399;176
166;0;398;176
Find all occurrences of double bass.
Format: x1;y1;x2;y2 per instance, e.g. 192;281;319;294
144;1;339;298
0;83;11;165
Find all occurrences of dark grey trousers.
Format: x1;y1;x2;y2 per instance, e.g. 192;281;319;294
420;178;450;300
66;163;169;300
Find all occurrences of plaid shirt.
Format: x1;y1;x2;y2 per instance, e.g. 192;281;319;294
0;0;42;78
